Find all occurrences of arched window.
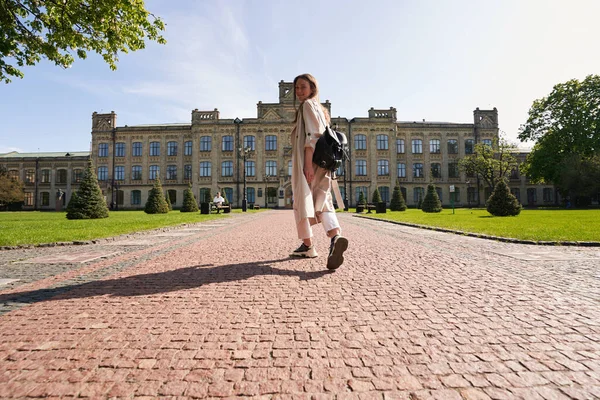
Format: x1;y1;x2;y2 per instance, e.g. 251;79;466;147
376;135;389;150
355;160;367;176
221;161;233;177
265;135;277;151
354;134;366;150
377;160;389;176
221;136;233;152
199;162;211;177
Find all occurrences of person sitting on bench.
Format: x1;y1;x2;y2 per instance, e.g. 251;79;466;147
213;192;225;213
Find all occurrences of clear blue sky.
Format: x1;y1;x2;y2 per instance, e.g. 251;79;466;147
1;0;599;154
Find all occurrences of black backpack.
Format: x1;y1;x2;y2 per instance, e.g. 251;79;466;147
312;126;348;173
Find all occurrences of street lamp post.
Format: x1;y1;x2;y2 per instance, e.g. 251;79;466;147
234;118;242;207
239;146;251;212
264;174;270;208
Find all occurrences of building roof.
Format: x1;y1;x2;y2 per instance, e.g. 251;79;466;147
0;151;90;158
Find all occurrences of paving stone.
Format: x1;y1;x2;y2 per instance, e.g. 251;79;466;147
0;211;598;398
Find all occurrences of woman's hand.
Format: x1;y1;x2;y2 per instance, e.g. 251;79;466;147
304;147;315;184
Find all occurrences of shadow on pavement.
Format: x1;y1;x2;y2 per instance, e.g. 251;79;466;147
0;258;332;308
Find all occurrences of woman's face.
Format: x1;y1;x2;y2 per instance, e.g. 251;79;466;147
295;78;312;102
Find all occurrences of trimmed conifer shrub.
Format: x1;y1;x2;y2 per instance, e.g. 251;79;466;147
372;187;382;204
66;160;109;219
422;183;442;213
357;191;366;205
165;192;172;211
486;179;522;216
180;184;199;212
390;183;407;211
144;177;170;214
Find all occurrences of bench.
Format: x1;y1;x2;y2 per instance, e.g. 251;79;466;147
253;204;260;210
366;203;377;213
211;203;230;214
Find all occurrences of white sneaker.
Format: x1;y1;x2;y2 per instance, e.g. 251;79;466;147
290;243;318;258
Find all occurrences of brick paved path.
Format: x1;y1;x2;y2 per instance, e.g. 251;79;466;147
0;211;599;399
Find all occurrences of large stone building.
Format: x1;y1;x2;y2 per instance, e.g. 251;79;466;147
1;81;557;210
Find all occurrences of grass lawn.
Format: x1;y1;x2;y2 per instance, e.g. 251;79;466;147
358;208;600;243
0;209;261;247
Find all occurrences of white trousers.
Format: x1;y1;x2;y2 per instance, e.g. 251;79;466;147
297;212;341;240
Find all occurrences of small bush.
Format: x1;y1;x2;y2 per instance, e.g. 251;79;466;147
181;184;199;212
422;184;442;213
390;183;407;211
145;178;170;214
487;179;522;216
372;187;382;204
357;191;366;206
165;193;172;211
66;160;109;219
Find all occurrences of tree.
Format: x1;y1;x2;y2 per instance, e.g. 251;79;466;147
421;183;442;213
390;182;407;211
555;153;600;207
458;136;519;192
0;166;24;208
144;177;169;214
180;184;198;213
357;191;366;206
371;187;382;204
518;75;600;203
66;160;109;219
165;192;172;211
1;0;166;83
486;179;521;217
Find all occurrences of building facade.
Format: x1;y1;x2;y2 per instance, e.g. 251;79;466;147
1;81;558;210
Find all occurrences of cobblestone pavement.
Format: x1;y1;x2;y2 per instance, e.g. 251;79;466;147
0;210;599;399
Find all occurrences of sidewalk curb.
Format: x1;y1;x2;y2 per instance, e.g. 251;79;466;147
354;214;600;247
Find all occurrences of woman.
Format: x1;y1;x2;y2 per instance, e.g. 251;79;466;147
289;73;348;270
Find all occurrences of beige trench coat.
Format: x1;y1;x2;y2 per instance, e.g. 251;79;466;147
291;98;336;228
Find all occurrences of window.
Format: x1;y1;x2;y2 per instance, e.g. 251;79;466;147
150;142;160;156
24;192;33;206
397;163;406;178
468;187;478;204
223;188;233;204
465;139;474;154
247;187;256;203
413;187;424;203
25;169;35;183
355;160;367;176
166;165;177;180
355;186;368;203
221;161;233;177
222;136;233;152
131;190;141;205
149;165;159;180
132;166;142;181
132;142;142;157
99;143;108;157
376;135;389;150
510;167;519;180
413;163;423;178
288;160;292;176
199;162;211;177
41;192;50;206
8;170;19;180
396;139;405;154
167;190;176;206
450;187;460;203
377;160;389;176
266;135;277;151
412;139;422;154
379;187;390;203
57;170;67;184
355;134;366;150
115;166;124;181
431;163;441;178
527;188;537;204
115;142;125;157
199;136;212;152
336;163;344;177
73;169;83;183
430;139;441;154
98;166;108;181
543;188;554;203
482;139;493;148
245;160;256;177
184;165;192;181
184;141;193;156
447;139;458;154
244;135;256;151
41;169;51;183
436;187;443;202
511;188;521;202
266;160;277;177
167;141;178;156
199;188;211;203
448;162;459;178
